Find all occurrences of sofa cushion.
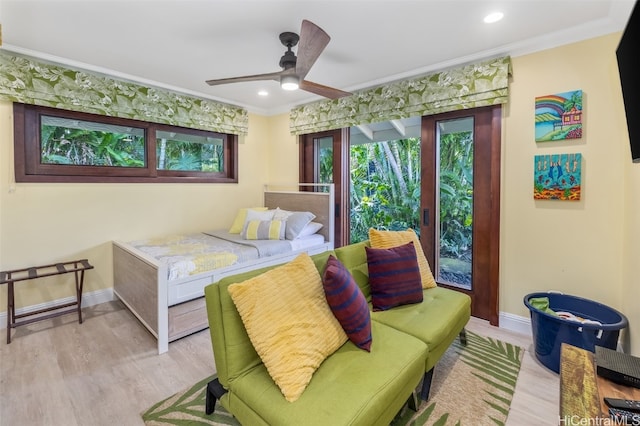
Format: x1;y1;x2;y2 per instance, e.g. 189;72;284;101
371;286;471;370
223;321;428;426
333;241;371;299
366;242;424;311
369;228;437;289
322;255;372;351
227;253;348;402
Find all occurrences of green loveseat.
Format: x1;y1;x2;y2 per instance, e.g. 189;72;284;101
204;241;471;425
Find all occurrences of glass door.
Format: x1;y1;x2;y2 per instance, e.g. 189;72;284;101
436;117;474;290
421;106;501;325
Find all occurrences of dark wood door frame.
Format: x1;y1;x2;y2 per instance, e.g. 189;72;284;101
299;129;350;247
420;105;501;325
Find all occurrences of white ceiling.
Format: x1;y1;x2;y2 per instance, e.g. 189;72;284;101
0;0;636;116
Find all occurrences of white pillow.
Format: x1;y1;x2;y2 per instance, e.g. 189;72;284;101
245;208;275;223
285;211;316;240
273;208;293;221
296;221;323;239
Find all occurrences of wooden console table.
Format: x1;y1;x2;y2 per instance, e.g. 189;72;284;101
0;259;93;344
560;343;640;422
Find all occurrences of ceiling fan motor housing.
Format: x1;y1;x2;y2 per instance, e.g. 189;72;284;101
279;31;299;70
279;50;297;70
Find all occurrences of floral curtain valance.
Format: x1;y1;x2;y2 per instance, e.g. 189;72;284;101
289;56;511;135
0;50;248;135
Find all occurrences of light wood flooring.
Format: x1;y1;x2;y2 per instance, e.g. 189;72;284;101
0;301;559;426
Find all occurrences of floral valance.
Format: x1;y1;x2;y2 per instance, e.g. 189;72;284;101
0;50;248;135
290;56;511;135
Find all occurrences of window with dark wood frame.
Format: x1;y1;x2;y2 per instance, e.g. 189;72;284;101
13;103;238;183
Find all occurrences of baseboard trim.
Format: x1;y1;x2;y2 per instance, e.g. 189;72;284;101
499;311;532;336
0;288;114;329
0;298;536;337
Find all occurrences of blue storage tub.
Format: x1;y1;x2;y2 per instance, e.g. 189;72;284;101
523;292;628;373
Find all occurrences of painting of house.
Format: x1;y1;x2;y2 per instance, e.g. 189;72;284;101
535;90;583;141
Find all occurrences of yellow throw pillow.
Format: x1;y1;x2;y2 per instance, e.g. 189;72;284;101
368;228;437;289
227;253;348;402
228;207;268;233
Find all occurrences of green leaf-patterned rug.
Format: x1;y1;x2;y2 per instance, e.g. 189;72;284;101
142;331;523;426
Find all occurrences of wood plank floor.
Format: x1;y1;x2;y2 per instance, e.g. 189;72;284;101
0;301;559;425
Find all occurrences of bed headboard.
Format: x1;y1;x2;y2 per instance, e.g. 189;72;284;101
264;183;334;246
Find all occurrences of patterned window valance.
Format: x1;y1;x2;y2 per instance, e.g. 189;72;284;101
290;56;511;135
0;50;248;135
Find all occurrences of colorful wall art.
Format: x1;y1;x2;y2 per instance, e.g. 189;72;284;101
535;90;583;141
534;153;582;200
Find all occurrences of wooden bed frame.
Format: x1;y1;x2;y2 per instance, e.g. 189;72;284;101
112;184;334;354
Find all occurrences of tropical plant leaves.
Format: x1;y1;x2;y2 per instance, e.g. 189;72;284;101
453;331;523;425
142;376;238;426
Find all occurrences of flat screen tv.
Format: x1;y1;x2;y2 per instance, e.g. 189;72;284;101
617;0;640;162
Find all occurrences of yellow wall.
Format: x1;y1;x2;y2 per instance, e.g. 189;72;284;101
0;109;272;309
265;113;299;185
501;33;638;352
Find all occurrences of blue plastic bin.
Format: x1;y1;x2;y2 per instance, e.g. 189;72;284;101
523;292;628;373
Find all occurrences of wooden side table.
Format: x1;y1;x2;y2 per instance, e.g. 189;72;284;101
560;343;640;423
0;259;93;343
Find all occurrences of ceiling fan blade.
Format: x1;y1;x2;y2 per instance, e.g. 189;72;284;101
295;20;330;80
300;80;352;99
206;71;283;86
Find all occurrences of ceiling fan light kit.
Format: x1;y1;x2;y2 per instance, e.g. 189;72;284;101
280;74;300;91
205;20;351;100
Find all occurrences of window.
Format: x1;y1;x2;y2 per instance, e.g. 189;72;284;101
14;103;238;183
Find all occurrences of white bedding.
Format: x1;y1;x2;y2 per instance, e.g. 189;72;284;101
127;231;326;280
288;234;325;250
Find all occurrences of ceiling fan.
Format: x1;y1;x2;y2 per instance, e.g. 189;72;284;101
205;20;352;100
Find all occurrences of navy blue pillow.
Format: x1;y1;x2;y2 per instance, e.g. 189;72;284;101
365;242;423;311
322;255;372;351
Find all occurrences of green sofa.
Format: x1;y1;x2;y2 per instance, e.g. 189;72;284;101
204;241;471;425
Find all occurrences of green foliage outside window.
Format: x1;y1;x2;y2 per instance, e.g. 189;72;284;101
348;133;473;263
156;135;223;172
349;138;421;244
41;118;224;173
439;132;473;260
41;125;145;167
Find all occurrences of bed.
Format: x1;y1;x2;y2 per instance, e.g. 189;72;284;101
112;184;334;354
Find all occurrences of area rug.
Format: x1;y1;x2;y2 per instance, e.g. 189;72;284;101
142;330;523;426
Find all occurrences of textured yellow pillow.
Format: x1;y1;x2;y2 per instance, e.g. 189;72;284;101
228;207;268;233
227;253;348;402
368;228;437;289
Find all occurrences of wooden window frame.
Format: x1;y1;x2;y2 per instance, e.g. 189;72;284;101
13;103;238;183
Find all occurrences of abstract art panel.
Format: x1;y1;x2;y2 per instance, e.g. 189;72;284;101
535;90;583;142
534;153;582;201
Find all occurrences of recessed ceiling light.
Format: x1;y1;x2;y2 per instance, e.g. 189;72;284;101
484;11;504;24
258;90;269;96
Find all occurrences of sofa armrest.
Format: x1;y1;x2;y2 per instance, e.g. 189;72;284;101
204;283;230;387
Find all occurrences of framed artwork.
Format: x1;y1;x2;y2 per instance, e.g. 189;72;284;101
534;153;582;201
535;90;583;142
